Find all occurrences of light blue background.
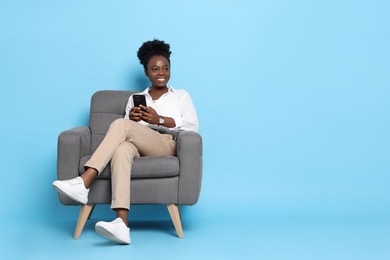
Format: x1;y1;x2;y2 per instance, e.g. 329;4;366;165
1;0;389;259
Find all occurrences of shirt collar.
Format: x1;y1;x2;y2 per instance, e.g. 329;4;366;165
142;86;175;95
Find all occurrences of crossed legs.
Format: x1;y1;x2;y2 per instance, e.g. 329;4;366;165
83;119;175;224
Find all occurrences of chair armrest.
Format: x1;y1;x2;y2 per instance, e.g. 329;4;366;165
176;131;203;205
57;126;91;181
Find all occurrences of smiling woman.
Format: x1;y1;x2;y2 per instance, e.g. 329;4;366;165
52;39;199;245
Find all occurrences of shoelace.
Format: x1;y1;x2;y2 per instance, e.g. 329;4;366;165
112;218;123;224
69;178;83;187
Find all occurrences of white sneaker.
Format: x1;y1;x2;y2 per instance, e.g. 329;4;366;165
95;218;131;244
52;177;89;204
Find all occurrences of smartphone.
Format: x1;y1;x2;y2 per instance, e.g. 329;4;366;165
132;94;147;108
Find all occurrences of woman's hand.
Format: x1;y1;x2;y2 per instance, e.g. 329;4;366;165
139;105;159;125
129;107;142;122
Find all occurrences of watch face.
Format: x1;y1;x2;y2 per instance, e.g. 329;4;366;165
159;117;164;125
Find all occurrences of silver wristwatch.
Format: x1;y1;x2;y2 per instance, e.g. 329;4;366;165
158;117;165;126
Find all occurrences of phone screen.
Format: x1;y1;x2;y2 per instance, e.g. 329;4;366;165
133;94;147;107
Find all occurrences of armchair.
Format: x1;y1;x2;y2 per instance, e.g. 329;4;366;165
56;90;203;239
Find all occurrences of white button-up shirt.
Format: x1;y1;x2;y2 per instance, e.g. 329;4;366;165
124;86;199;132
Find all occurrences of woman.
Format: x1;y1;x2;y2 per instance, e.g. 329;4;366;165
53;39;199;244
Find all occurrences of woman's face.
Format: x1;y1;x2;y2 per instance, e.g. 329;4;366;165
145;55;171;88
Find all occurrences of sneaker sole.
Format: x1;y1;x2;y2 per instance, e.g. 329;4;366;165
52;181;88;204
95;225;131;244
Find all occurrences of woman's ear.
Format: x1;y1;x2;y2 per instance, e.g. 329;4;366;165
144;69;149;77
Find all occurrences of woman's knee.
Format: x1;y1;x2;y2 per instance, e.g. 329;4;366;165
110;118;138;129
109;118;133;133
110;118;127;128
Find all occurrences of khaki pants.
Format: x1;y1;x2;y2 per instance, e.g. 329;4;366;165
85;118;176;210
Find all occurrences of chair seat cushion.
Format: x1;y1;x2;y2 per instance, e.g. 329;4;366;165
79;155;180;179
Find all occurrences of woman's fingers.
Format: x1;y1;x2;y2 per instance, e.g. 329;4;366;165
132;106;158;124
130;107;142;121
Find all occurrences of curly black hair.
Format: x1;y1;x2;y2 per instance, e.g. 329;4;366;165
137;39;171;70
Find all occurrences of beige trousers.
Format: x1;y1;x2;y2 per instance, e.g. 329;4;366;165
84;118;176;210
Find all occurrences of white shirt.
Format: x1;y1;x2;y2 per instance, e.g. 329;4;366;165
124;86;199;132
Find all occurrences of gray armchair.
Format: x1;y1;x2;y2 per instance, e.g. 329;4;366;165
56;90;202;239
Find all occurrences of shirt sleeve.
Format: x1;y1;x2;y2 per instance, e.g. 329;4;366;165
124;95;135;119
178;91;199;132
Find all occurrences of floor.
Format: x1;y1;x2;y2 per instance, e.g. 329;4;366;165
3;203;390;260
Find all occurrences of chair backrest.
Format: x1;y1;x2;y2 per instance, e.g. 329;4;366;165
89;90;136;153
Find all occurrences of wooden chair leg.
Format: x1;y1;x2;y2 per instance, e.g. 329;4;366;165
74;204;94;240
167;204;184;238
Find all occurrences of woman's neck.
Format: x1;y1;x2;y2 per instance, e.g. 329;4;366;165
149;86;168;100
